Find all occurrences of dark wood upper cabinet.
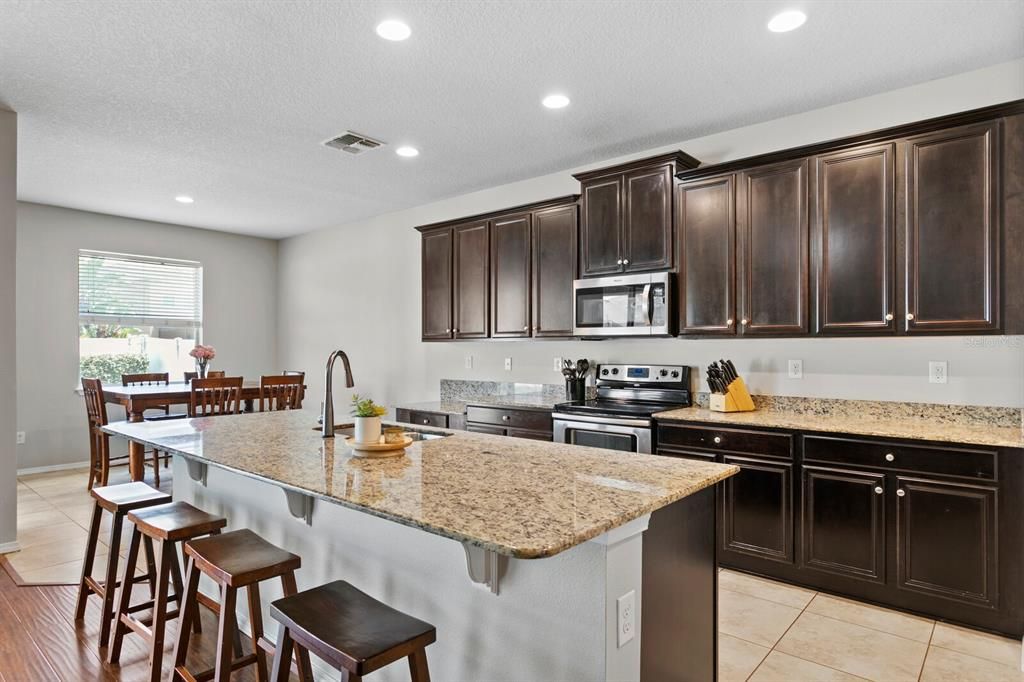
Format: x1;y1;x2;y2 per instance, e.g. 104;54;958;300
904;121;1001;333
737;158;810;335
453;222;489;339
815;144;896;333
575;152;700;278
579;177;623;277
420;228;453;340
532;203;578;337
490;213;532;338
678;174;736;335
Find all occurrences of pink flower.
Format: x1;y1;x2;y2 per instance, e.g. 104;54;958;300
189;345;216;360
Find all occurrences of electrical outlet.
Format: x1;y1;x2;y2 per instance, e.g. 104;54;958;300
504;357;512;371
553;357;563;372
788;359;803;379
617;590;636;648
464;355;473;369
929;361;948;384
15;431;25;445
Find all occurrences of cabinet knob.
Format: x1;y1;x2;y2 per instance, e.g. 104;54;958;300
885;453;895;462
502;415;511;421
896;489;906;497
726;318;734;325
713;436;722;444
523;326;528;331
906;313;915;321
422;419;429;425
885;313;894;321
454;328;459;333
874;486;884;495
622;259;629;265
445;328;451;333
740;319;748;325
533;326;538;332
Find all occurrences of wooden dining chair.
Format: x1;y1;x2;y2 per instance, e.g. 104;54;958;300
189;376;244;417
282;370;306;406
82;378;160;489
259;375;304;412
184;370;226;382
121;372;177;480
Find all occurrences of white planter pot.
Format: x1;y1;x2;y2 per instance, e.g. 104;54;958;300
353;416;382;444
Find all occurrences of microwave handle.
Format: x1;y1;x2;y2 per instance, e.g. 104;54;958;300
641;284;652;325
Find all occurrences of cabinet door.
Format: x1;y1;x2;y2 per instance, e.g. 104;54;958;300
623;164;674;272
802;466;885;583
678;175;736;335
580;177;623;276
421;228;453;340
453;222;489;339
905;121;1000;333
721;455;794;564
490;213;532;338
737;159;810;335
532;203;577;337
466;423;506;436
896;476;997;608
815;144;896;333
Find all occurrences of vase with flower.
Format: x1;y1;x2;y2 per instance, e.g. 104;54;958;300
189;344;217;379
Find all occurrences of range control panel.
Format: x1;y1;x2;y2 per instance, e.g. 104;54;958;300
597;364;687;383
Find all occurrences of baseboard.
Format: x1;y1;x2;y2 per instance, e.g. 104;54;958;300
0;540;22;555
17;460;90;476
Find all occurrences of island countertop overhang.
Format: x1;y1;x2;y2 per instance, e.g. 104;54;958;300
103;410;737;559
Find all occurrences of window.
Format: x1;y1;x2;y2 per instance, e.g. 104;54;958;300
78;250;203;383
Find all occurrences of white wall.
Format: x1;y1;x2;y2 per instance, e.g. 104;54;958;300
0;109;17;548
15;202;279;470
278;60;1024;415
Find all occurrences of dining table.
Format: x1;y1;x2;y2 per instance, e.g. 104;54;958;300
102;380;304;481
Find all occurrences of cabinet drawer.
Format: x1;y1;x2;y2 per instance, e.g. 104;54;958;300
406;410;449;429
506;427;552;441
655;446;717;463
466;423;506;436
659;424;792;459
804;436;997;481
466;405;553;431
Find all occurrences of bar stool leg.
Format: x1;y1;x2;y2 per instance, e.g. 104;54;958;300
172;556;201;680
341;669;363;682
408;649;431;682
108;525;142;661
247;582;270;681
215;586;238;681
146;541;173;682
98;511;124;648
143;535;158;596
281;572;313;681
269;624;294;682
75;503;103;620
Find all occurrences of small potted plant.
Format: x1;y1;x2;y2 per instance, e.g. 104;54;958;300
189;344;216;378
350;394;387;444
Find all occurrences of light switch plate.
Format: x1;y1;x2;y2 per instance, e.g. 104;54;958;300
617;590;635;648
929;361;948;384
504;357;512;371
15;431;25;445
464;355;473;369
788;359;803;379
553;357;562;372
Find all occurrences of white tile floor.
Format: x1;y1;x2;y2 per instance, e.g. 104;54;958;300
3;468;1023;681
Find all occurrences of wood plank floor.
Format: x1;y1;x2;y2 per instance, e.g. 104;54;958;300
0;555;289;681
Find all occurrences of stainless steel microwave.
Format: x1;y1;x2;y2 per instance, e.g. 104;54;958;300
573;272;673;337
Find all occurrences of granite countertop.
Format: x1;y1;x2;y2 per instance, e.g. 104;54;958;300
103;411;736;559
398;393;563;416
653;407;1024;449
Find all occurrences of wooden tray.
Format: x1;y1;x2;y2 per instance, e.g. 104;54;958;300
344;435;413;457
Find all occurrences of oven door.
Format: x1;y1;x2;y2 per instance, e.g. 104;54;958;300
573;273;670;337
553;414;652;454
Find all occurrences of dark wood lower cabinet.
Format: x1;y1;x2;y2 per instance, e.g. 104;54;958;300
465;405;553;441
656;421;1024;637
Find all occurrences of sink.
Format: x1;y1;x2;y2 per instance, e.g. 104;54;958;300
316;423;451;441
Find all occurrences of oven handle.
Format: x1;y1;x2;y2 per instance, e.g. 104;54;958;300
552;413;651;428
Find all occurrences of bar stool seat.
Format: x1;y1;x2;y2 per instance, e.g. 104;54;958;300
75;482;170;650
270;580;436;682
173;529;311;682
108;501;228;680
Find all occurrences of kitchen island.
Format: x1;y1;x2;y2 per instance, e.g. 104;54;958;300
104;410;736;682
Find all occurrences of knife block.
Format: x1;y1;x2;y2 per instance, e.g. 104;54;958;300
709;377;756;413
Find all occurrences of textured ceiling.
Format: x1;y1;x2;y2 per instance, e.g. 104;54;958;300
1;0;1022;239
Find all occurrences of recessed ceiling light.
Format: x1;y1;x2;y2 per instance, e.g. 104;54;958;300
395;146;419;158
542;94;570;109
175;195;194;204
767;10;807;32
376;19;411;41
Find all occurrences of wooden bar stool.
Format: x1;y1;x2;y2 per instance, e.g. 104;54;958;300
108;501;228;680
74;482;169;650
172;529;312;682
269;581;436;682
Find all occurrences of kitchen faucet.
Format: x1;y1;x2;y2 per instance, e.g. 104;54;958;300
322;350;354;438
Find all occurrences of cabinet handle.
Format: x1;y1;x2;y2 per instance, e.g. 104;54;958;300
740;319;748;325
522;326;528;331
885;313;894;321
874;486;884;495
502;415;511;421
422;419;429;425
533;326;538;332
896;489;906;497
622;259;629;265
454;328;459;333
726;318;734;325
885;453;895;462
713;436;722;444
906;313;915;321
616;259;623;265
445;328;451;333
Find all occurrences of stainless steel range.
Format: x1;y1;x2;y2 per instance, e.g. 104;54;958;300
552;363;691;454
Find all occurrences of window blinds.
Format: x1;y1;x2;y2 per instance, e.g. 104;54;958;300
78;250;203;327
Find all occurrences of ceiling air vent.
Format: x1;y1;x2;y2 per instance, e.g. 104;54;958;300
323;131;387;155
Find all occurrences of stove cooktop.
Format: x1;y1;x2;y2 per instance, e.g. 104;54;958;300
553;398;688;419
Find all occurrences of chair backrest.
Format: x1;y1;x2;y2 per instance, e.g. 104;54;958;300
189;376;244;417
259;375;304;412
184;370;226;382
122;372;169;387
81;377;109;429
